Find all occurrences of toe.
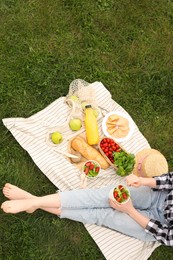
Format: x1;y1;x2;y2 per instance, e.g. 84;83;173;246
4;192;10;198
5;183;12;188
1;202;6;209
2;206;10;213
3;187;10;195
1;202;11;213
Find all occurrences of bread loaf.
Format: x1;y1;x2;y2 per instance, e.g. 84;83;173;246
71;136;109;169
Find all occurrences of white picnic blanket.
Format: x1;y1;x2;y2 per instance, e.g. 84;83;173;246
2;81;160;260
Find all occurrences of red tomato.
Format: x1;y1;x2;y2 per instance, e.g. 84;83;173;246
85;162;91;167
95;167;100;173
118;185;124;191
122;193;127;200
113;191;118;198
89;164;94;170
84;167;89;175
116;197;121;203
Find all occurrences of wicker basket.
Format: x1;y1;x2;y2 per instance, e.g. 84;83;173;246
98;137;124;170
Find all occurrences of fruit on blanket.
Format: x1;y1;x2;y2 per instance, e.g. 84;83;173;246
51;132;63;144
69;118;82;131
70;95;79;102
99;137;122;163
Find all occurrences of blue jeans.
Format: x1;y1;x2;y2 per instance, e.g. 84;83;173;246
59;185;167;241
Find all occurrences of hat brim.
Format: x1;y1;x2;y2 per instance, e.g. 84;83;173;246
133;148;168;177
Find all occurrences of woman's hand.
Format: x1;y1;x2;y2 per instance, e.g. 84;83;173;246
109;198;150;229
109;198;135;214
125;174;142;187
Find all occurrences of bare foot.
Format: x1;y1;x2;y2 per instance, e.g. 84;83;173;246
1;199;36;214
3;183;35;200
2;184;61;215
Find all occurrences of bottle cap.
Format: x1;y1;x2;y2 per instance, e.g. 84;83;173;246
85;105;92;108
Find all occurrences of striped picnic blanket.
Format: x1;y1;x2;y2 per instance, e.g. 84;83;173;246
2;81;160;260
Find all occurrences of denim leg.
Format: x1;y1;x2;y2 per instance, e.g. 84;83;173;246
60;185;114;209
60;207;156;242
129;186;155;209
60;185;159;210
59;186;166;242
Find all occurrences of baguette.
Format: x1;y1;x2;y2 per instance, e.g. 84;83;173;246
71;136;109;169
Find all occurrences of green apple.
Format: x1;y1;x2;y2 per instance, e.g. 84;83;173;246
69;118;82;131
51;132;63;144
70;95;79;102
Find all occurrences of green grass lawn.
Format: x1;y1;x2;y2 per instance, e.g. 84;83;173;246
0;0;173;259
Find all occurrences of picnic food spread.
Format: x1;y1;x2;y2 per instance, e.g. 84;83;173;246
48;82;168;182
3;79;170;260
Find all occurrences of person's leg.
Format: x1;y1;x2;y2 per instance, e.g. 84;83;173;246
2;183;61;215
128;186;156;209
59;185;114;209
1;183;113;215
59;185;161;211
2;184;156;213
59;186;166;242
60;207;156;242
1;183;164;216
1;184;165;242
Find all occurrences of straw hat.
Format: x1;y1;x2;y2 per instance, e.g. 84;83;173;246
133;148;168;177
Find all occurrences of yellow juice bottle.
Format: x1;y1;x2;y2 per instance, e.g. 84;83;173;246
84;105;99;145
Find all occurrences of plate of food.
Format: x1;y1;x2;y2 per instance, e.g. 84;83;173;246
109;185;130;204
102;111;135;142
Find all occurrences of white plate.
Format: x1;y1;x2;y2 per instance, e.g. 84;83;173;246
102;111;135;142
